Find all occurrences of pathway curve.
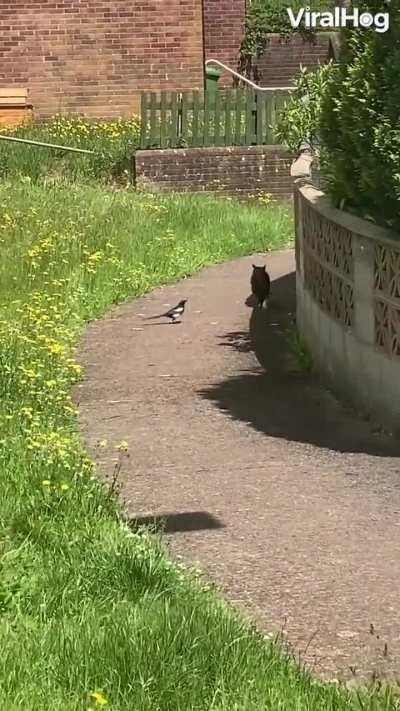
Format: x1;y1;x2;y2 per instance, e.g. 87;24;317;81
75;250;400;683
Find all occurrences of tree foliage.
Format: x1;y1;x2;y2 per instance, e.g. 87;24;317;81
275;62;335;154
240;0;325;65
319;0;400;229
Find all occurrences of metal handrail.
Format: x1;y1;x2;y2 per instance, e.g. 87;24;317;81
0;134;94;154
205;59;293;92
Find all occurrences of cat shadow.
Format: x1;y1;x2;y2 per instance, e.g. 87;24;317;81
245;293;258;308
200;272;400;456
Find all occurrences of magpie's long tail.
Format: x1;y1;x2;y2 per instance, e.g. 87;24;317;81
145;312;169;320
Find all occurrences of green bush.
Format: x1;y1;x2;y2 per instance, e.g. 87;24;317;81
240;0;332;66
0;114;140;184
319;0;400;230
275;62;335;154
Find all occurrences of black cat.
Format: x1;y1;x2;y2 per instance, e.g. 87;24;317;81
251;264;271;309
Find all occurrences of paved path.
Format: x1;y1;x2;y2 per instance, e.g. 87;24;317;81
75;250;400;683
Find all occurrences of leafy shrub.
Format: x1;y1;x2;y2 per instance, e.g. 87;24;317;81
0;114;140;184
240;0;332;66
275;62;335;154
319;0;400;229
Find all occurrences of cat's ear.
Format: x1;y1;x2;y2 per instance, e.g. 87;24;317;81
263;265;266;271
252;264;256;269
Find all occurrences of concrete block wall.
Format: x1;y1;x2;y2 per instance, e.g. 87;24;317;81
295;181;400;434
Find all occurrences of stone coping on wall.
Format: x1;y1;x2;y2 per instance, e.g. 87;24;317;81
297;181;400;250
137;145;291;158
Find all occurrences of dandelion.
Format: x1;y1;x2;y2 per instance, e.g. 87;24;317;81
47;341;65;356
42;480;51;487
98;439;108;448
45;380;58;389
89;691;108;707
88;251;103;262
64;405;78;415
66;361;83;375
116;440;129;452
60;483;70;492
20;407;33;419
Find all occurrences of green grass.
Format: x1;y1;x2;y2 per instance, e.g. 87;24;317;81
0;115;140;184
287;328;313;372
0;181;398;710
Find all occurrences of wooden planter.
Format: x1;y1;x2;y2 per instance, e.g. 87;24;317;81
0;88;33;128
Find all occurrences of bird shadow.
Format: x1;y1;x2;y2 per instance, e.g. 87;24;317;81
141;321;182;327
199;271;400;457
128;510;225;535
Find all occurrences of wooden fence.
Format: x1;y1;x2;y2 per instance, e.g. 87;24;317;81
140;88;290;150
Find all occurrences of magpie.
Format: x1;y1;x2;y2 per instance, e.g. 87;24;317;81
147;299;187;324
251;264;271;309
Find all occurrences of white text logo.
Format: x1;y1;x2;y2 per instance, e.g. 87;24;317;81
287;7;389;33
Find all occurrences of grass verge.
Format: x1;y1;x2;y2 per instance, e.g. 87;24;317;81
0;115;140;184
0;182;398;709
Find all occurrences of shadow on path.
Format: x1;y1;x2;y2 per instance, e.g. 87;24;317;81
129;511;225;535
199;272;400;457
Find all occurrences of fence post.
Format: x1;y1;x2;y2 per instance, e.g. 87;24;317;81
140;93;148;148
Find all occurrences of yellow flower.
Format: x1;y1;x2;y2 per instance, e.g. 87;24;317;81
64;405;78;415
89;691;108;707
98;439;108;448
60;483;70;492
21;407;33;419
116;440;129;452
88;251;103;262
47;341;64;356
67;361;83;374
45;380;58;389
42;480;51;487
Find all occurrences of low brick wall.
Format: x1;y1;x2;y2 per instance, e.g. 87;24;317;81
253;33;332;87
135;146;294;199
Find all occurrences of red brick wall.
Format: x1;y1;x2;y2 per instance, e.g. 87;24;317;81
253;34;331;88
135;146;294;199
203;0;246;87
0;0;205;119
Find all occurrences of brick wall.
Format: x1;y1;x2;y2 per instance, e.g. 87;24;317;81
0;0;204;119
253;34;331;87
135;146;294;199
0;1;333;122
203;0;246;87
